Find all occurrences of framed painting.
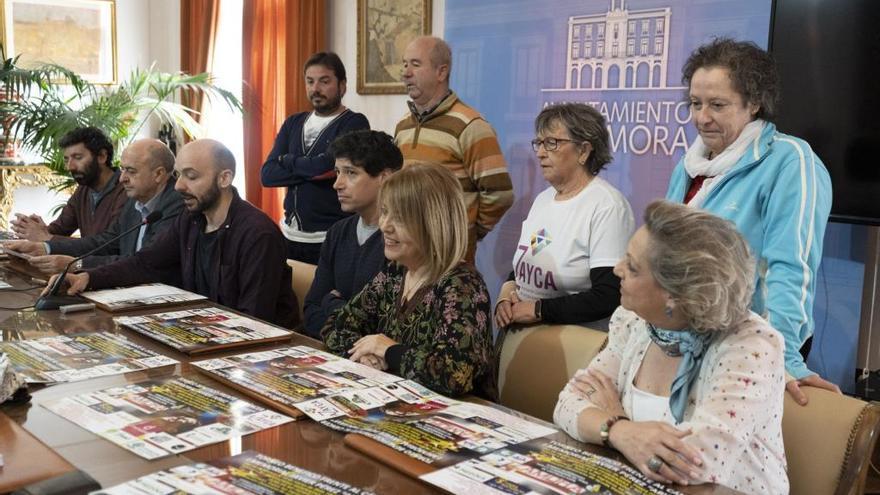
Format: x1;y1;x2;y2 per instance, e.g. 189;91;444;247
0;0;117;84
357;0;431;95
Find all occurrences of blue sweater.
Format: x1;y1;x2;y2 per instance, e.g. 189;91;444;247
261;109;370;233
667;122;832;380
303;214;387;338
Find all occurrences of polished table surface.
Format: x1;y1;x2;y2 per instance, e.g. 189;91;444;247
0;260;738;494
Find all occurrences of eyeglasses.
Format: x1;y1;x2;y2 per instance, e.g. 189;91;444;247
530;137;579;152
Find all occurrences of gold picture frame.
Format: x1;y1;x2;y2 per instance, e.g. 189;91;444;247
357;0;432;95
0;0;117;84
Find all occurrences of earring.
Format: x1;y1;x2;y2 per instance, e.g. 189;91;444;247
664;303;674;319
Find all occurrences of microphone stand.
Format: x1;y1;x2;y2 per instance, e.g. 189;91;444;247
34;210;166;311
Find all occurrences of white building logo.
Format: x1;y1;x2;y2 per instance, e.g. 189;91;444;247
565;0;672;90
541;0;691;158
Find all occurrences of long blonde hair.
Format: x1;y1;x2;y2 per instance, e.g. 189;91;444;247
379;163;468;284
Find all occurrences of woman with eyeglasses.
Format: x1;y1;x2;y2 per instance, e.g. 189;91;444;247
495;103;633;330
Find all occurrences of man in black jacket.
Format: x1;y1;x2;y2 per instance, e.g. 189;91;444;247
4;139;184;273
260;51;370;264
49;139;298;328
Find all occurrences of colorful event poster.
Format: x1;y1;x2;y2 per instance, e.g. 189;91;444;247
115;307;293;354
193;345;403;417
0;332;177;383
443;0;772;298
81;283;207;312
96;450;373;495
422;438;682;495
297;380;556;466
43;377;293;460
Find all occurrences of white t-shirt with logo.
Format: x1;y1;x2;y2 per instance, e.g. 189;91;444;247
513;176;634;301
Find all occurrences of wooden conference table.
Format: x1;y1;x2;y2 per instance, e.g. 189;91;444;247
0;261;738;494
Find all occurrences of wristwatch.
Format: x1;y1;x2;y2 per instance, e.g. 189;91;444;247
599;415;628;448
72;259;83;272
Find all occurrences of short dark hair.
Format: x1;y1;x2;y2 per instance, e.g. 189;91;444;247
329;130;403;177
535;103;612;175
682;38;779;121
303;52;346;82
59;126;114;167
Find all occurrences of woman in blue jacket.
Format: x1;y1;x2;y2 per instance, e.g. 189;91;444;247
666;38;839;405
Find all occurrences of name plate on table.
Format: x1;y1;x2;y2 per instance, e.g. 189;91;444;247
193;345;404;419
421;438;684;495
115;307;293;354
43;376;293;460
81;283;206;312
95;450;374;494
0;332;177;383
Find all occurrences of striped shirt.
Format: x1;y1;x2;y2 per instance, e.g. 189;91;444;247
394;92;514;260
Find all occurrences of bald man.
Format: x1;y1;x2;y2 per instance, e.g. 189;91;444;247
48;139;298;328
3;139;184;273
394;36;513;261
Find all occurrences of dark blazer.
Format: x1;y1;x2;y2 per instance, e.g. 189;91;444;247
86;189;299;328
48;180;185;269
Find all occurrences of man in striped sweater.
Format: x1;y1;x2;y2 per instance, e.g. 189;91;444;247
394;36;513;262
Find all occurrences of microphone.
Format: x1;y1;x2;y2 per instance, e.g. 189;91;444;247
35;210;165;310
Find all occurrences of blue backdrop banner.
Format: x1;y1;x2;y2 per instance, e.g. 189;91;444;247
446;0;772;299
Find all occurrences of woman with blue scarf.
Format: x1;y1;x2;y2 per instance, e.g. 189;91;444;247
554;201;787;495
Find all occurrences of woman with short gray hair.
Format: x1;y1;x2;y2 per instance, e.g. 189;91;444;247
495;103;633;329
554;200;787;495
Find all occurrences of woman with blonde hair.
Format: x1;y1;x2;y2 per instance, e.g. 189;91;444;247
322;163;495;398
554;200;787;494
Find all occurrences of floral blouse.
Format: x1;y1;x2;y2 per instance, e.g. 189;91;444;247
554;307;788;495
321;262;496;399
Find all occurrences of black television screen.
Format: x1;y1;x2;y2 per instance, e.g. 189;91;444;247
769;0;880;225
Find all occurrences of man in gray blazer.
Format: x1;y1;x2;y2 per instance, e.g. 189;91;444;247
4;139;184;273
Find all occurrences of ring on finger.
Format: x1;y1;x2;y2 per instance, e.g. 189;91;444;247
647;455;664;473
585;388;596;397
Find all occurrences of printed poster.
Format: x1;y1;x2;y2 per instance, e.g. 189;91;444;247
422;438;683;494
298;380;556;466
82;283;207;311
194;345;403;417
43;377;293;460
115;307;292;354
96;450;373;495
0;332;177;383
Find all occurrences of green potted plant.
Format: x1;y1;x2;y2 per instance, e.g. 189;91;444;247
1;43;242;184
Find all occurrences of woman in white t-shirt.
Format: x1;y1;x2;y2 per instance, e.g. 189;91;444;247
495;103;634;328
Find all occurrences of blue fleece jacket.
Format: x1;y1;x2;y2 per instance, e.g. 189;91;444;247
667;122;832;380
261;109;370;233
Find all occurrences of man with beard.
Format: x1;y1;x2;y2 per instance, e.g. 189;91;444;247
11;127;127;241
47;139;298;328
2;139;184;273
261;52;370;264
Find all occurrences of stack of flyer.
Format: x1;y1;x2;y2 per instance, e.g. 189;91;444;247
43;377;293;459
193;345;403;418
81;283;206;312
95;451;373;494
115;307;292;354
0;332;177;383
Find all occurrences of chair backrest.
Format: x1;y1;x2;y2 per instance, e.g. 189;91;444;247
286;259;317;324
782;387;880;495
497;324;607;422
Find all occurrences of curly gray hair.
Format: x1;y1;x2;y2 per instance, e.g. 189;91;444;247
681;37;779;121
643;200;755;332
